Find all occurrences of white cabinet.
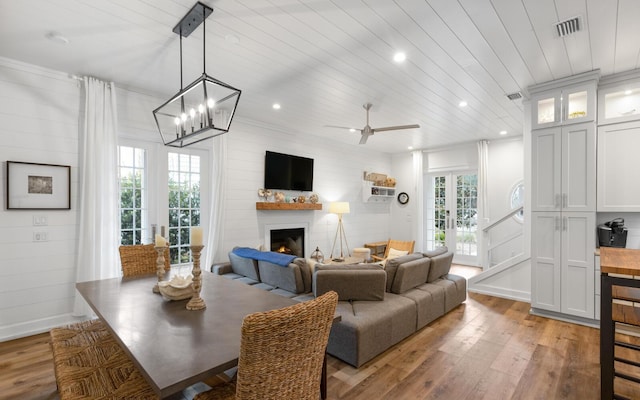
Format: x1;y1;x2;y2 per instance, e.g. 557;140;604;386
362;181;395;202
531;122;596;212
531;211;596;318
598;69;640;125
597;121;640;211
531;83;596;129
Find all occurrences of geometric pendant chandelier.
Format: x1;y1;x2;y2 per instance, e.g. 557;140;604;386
153;2;242;148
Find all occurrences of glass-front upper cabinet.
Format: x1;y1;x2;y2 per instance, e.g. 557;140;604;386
531;85;595;129
529;71;599;130
598;70;640;125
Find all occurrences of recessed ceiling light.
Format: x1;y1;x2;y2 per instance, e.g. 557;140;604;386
408;146;414;150
625;89;633;95
500;130;507;135
272;103;281;110
393;52;406;63
458;101;468;107
45;32;69;45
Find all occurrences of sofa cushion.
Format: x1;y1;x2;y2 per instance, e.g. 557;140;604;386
326;293;416;367
258;259;310;294
423;246;448;258
383;253;424;292
228;251;260;281
314;266;386;301
390;257;431;294
427;251;454;283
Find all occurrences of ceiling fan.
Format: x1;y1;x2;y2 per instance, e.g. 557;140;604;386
328;103;420;144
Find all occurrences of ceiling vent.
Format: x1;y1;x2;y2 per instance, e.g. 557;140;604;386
506;92;522;100
555;16;581;37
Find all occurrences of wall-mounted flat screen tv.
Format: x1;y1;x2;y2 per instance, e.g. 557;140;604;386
264;151;314;191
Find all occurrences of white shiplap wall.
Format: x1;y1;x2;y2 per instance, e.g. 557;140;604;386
0;58;81;340
221;119;394;259
116;86;396;260
0;56;397;341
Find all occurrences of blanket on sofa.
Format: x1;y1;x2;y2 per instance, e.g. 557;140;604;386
231;247;296;267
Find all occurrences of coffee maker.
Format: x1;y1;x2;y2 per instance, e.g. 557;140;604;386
598;218;628;248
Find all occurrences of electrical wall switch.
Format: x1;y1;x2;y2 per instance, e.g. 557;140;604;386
33;232;48;242
33;215;48;226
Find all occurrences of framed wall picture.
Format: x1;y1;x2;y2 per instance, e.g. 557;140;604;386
6;161;71;210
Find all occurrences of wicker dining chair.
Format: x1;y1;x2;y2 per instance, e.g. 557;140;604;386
194;291;339;400
119;243;170;277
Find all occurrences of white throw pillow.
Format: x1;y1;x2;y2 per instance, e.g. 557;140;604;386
387;247;409;259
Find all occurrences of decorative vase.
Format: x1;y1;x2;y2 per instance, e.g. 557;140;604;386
310;246;324;263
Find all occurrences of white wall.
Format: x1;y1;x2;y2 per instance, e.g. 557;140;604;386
116;89;395;260
389;152;415;243
221;120;393;260
486;138;525;264
0;58;394;340
0;58;82;340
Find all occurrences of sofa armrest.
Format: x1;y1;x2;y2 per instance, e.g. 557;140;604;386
314;268;386;301
212;262;232;274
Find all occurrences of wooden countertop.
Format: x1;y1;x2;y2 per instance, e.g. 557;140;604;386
600;247;640;275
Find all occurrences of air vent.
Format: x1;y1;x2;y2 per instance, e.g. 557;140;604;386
555;16;580;37
506;92;522;100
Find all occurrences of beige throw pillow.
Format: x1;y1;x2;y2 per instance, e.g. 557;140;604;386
382;247;409;267
388;247;409;259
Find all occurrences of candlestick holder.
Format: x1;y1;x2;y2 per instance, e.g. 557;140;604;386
153;245;167;293
186;245;206;310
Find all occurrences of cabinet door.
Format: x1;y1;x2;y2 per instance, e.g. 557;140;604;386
562;84;596;124
562;122;596;211
560;212;595;318
597;121;640;211
532;92;561;129
531;212;561;312
532;127;562;211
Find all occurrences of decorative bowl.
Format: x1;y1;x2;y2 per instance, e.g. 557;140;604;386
158;275;194;301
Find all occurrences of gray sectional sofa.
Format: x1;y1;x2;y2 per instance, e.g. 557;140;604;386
212;246;466;368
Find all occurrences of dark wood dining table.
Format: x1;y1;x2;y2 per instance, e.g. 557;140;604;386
76;271;303;398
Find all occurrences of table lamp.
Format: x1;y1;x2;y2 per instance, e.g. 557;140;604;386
329;201;351;261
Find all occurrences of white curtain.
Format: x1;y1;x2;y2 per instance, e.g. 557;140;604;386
204;134;227;268
73;77;120;317
477;140;490;270
412;150;424;252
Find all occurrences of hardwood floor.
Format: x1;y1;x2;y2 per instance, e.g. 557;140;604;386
2;265;639;399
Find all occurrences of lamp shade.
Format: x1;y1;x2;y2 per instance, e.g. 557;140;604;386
328;201;350;215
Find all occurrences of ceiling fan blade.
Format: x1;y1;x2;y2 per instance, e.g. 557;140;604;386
371;124;420;133
324;125;357;130
359;133;369;144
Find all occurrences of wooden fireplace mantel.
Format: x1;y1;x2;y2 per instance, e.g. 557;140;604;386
255;202;322;211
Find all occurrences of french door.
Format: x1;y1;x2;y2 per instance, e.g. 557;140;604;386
425;172;478;265
118;139;209;267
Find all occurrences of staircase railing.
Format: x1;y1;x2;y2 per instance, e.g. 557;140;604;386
481;206;524;270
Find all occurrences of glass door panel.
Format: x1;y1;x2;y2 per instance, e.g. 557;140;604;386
567;91;588;120
425;172;478;265
537;97;556;125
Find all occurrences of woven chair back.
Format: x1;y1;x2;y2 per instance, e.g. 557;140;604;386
119;244;170;277
234;291;338;400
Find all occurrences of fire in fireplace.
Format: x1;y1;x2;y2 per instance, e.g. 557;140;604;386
269;228;305;257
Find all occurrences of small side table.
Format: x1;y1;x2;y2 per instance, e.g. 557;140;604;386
364;241;387;258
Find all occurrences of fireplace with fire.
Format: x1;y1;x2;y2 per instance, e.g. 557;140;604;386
269;228;305;257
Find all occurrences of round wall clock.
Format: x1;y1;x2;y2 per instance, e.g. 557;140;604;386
397;192;409;205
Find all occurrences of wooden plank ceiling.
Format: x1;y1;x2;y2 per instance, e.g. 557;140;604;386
0;0;639;154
